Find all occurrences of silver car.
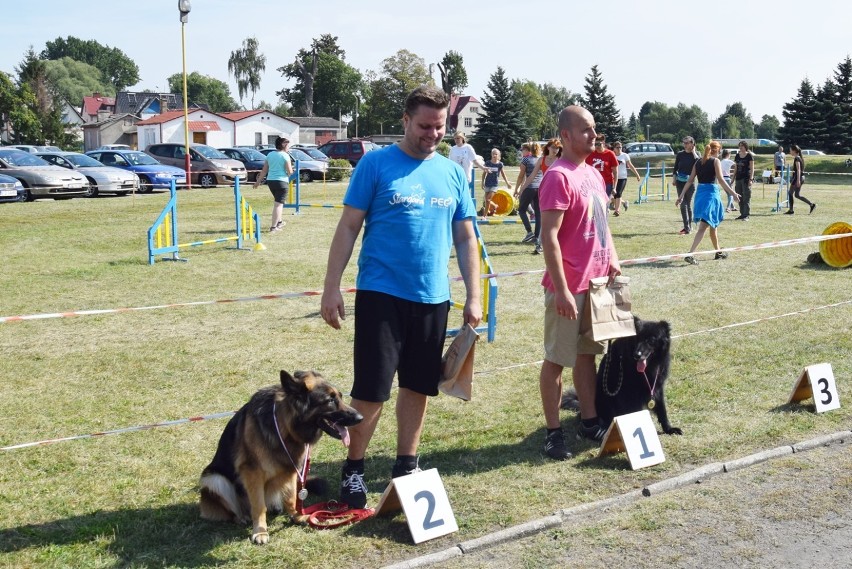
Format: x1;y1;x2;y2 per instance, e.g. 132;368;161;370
37;152;138;197
0;149;88;201
260;147;328;182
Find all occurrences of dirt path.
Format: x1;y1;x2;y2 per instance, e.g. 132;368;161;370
414;439;852;568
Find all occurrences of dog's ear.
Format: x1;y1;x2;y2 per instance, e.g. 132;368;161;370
659;320;672;337
280;370;305;395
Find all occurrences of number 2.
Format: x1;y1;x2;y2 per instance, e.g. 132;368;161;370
414;490;445;530
633;427;656;460
817;377;833;405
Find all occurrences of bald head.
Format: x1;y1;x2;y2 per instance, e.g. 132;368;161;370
557;105;597;163
558;105;593;132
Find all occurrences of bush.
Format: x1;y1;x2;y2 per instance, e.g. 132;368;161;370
436;141;450;158
326;159;352;182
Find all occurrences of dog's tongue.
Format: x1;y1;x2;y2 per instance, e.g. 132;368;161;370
336;423;351;447
636;359;647;373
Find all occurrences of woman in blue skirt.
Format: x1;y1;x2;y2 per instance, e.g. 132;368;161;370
676;140;740;265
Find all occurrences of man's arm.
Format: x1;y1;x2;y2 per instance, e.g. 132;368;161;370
320;205;366;329
540;209;579;319
452;218;482;327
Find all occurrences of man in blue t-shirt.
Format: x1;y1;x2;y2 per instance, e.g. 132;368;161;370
321;85;482;509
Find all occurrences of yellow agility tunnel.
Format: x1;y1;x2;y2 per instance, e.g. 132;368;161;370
819;222;852;268
490;188;518;216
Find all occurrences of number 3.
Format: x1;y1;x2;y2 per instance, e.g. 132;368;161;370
414;490;445;530
817;377;833;405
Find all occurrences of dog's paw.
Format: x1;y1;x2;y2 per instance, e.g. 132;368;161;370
250;530;269;545
290;513;310;525
664;427;683;435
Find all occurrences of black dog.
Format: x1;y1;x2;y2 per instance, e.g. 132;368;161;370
562;317;682;435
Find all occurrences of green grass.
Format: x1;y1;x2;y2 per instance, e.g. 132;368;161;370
0;178;850;568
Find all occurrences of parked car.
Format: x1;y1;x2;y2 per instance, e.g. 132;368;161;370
9;145;40;153
217;147;267;182
0;173;26;203
623;142;675;159
0;149;88;201
316;139;378;166
801;149;825;156
145;143;247;188
96;144;132;150
37;151;139;197
259;147;328;182
292;145;329;162
85;149;186;193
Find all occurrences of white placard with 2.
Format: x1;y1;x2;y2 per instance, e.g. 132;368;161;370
390;468;458;544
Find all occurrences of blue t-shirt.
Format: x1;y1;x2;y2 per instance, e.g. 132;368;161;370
265;150;291;181
343;144;476;304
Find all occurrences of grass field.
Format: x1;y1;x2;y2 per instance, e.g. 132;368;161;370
0;174;850;568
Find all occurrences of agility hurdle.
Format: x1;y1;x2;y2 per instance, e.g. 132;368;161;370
147;178;264;265
635;162;671;204
771;165;791;212
448;222;499;342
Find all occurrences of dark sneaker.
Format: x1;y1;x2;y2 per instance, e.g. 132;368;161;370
715;252;728;260
521;231;536;243
544;430;572;460
340;470;368;509
784;210;795;215
678;228;689;235
391;459;422;479
810;203;817;214
685;256;699;265
577;421;607;442
622;201;628;211
533;242;543;255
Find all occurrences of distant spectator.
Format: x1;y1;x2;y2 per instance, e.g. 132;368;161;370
514;141;543;252
672;136;699;235
720;149;737;212
611;141;641;216
733;140;754;220
585;134;619;202
481;148;512;216
517;139;562;253
774;145;785;179
449;132;489;197
785;145;816;215
253;136;293;232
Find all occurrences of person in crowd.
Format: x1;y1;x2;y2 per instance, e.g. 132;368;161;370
611;141;641;216
514;141;543;253
253;136;293;232
585;134;619;204
774;145;786;181
672;136;699;234
320;85;482;508
720;149;737;212
537;105;622;458
733;140;754;220
517;138;563;253
449;132;489;199
785;144;816;215
676;140;740;265
481;148;513;217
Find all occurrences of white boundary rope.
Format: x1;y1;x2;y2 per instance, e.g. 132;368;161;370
2;298;849;452
1;233;847;325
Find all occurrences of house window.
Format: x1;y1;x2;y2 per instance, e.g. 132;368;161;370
470;107;478;113
464;118;473;127
255;133;262;147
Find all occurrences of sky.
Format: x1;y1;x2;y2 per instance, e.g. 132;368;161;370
5;0;851;136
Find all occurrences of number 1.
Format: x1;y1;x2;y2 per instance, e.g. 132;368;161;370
633;427;656;460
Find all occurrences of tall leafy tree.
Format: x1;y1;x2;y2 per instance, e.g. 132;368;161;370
755;114;781;140
539;82;577;138
469;67;528;165
41;36;140;91
278;34;354;116
362;50;431;135
0;71;40;144
712;102;753;140
227;37;266;109
437;50;468;95
778;79;822;148
511;80;550;140
167;72;238;113
44;57;115;105
637;101;710;144
577;65;624;142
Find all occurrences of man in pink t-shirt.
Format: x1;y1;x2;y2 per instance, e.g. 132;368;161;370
537;106;622;459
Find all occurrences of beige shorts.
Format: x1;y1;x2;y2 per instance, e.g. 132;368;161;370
543;290;606;368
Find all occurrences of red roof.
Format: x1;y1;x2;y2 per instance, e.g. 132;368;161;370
220;110;265;121
82;95;115;117
188;121;221;131
136;110;186;125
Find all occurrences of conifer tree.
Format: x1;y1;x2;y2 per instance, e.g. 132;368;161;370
824;56;852;154
778;79;822;148
469;66;529;165
577;65;625;142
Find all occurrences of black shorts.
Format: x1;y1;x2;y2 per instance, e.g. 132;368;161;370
268;180;288;203
614;179;627;198
352;290;449;402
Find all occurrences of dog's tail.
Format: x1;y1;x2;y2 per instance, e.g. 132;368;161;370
560;388;580;411
199;472;243;522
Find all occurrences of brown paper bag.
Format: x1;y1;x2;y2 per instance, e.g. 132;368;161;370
580;276;636;342
439;323;479;401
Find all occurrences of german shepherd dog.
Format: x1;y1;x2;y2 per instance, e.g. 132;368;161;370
199;370;363;544
562;317;682;436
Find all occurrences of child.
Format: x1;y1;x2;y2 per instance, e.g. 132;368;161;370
481;148;512;216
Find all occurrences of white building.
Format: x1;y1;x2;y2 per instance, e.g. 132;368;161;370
219;111;300;147
136;109;233;149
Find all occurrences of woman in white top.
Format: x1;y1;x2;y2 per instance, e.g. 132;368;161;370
719;149;737;212
448;132;488;198
611;141;641;216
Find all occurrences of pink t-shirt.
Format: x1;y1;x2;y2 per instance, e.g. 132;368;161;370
539;158;614;295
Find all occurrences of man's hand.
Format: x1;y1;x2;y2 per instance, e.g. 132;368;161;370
320;288;346;330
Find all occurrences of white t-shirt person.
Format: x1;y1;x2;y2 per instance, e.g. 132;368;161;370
448;133;487;185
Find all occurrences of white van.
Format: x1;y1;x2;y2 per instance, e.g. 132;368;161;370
624;142;675;159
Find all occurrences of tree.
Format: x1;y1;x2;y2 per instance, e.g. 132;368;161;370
362;50;432;135
712;102;753;140
777;79;822;149
0;71;40;144
637;101;710;144
511;80;550;140
626;112;640;141
578;65;625;142
278;34;351;116
167;72;238;113
227;37;266;109
755;114;781;140
41;36;140;91
436;50;468;95
539;83;577;138
822;56;852;153
469;67;528;165
44;57;115;106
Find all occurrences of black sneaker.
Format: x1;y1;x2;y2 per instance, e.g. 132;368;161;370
784;210;795;215
544;429;572;460
577;421;606;442
340;470;368;509
714;252;728;260
810;203;817;214
391;459;422;479
622;201;628;211
685;256;699;265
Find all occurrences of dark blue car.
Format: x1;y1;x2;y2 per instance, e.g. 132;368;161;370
85;149;186;192
0;173;25;203
218;147;267;182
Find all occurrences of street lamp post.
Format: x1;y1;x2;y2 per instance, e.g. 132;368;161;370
178;0;191;188
646;124;650;141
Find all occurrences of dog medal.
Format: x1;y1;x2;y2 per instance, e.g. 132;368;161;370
647;399;656;410
298;488;309;501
